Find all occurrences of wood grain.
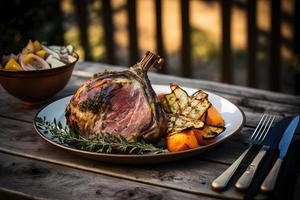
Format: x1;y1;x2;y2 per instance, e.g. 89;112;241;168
0;61;298;200
0;116;251;199
0;187;43;200
1;63;299;127
74;62;300;106
0;153;216;200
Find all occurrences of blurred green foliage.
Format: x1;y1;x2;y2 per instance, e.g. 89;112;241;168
191;27;218;63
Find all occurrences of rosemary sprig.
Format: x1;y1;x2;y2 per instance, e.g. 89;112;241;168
35;117;165;154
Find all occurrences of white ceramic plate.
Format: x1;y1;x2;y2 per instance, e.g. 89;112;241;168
34;84;245;164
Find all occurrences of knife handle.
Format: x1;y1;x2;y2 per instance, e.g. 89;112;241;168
211;148;250;190
260;158;282;192
235;148;267;190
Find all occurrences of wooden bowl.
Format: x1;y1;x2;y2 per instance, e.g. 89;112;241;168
0;53;79;103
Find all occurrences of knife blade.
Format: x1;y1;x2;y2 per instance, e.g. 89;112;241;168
235;116;294;190
260;115;300;192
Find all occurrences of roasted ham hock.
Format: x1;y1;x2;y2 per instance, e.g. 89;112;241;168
65;52;167;142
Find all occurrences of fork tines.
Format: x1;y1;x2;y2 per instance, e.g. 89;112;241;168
250;114;276;144
211;113;276;191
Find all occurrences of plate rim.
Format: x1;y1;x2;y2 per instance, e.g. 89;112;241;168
33;84;246;158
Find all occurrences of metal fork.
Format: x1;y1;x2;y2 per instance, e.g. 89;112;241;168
211;114;275;191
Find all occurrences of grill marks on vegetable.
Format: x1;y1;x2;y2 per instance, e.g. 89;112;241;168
160;85;225;152
161;84;211;134
63;51;226;154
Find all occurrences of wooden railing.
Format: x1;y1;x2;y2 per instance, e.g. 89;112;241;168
102;0;116;65
73;0;299;93
295;0;300;94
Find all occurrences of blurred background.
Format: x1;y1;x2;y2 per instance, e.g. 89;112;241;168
0;0;299;94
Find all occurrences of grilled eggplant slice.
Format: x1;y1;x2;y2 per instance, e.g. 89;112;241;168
193;90;208;100
167;114;204;133
201;126;225;139
161;84;211;134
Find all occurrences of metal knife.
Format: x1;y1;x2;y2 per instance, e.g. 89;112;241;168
260;115;300;192
235;116;294;190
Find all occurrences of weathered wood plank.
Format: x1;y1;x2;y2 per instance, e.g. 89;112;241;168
147;71;300;107
0;69;299;129
0;113;258;163
0;63;298;126
0;61;296;200
0;117;253;199
0;115;248;165
1;72;294;121
74;62;300;106
214;93;300;117
0;85;288;130
0;153;216;200
0;80;296;130
0;187;41;200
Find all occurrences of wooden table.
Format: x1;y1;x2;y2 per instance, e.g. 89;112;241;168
1;61;300;200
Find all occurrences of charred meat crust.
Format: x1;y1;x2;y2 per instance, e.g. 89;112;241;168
65;51;167;142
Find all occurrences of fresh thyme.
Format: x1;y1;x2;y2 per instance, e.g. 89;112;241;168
79;90;106;113
93;70;120;78
79;85;115;114
35;117;165;154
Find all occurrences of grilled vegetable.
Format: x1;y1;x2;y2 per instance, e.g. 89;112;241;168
161;84;211;134
167;114;204;133
194;126;224;141
157;86;225;150
193;128;216;145
193;90;208;100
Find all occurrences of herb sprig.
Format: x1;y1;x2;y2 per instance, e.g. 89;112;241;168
35;117;165;154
